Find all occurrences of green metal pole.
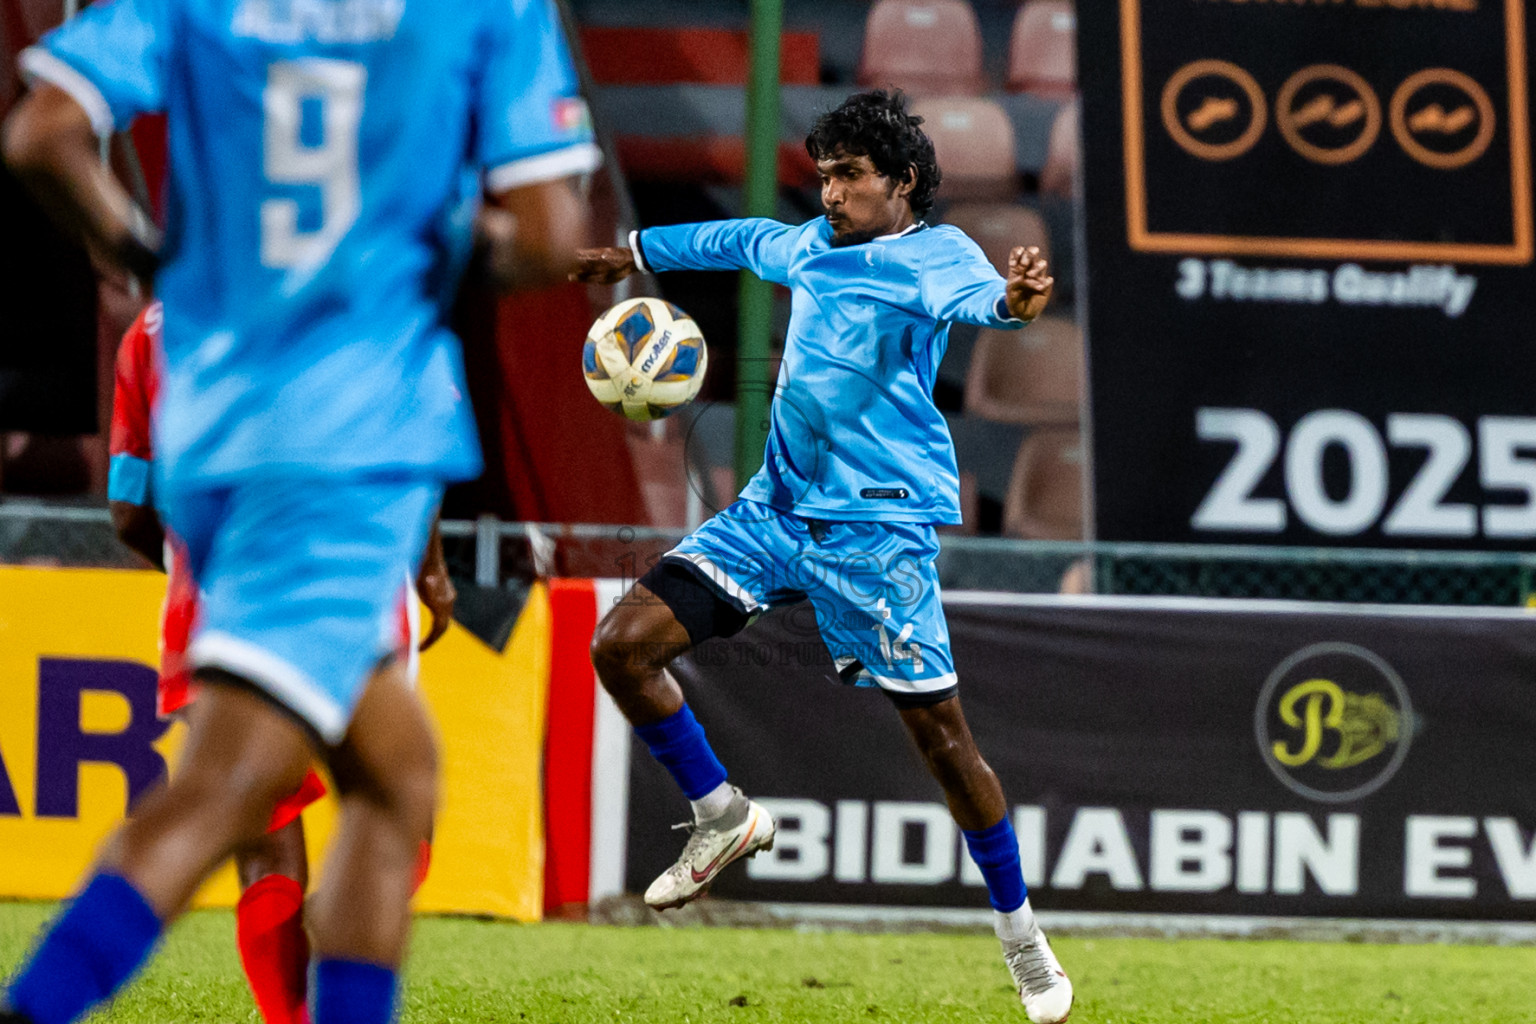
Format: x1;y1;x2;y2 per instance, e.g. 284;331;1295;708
734;0;783;488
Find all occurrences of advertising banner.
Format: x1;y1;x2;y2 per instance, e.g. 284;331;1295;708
1079;0;1536;548
624;595;1536;920
0;568;550;920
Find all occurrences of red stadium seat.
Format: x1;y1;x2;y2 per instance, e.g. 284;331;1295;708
1002;427;1085;540
581;27;821;86
943;202;1051;276
858;0;984;96
1038;97;1079;198
1007;0;1077;99
965;316;1082;427
911;96;1016;200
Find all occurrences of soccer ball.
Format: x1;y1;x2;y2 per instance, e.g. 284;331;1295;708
582;297;708;421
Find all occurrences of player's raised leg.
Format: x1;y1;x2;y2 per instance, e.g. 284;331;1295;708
590;544;779;910
898;697;1072;1023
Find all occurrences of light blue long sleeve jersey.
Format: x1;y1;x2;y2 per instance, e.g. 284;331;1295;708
636;218;1026;525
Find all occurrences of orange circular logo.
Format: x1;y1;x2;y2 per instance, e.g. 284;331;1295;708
1160;59;1267;162
1276;65;1382;166
1390;69;1496;171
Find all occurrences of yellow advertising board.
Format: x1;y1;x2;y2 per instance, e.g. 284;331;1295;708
0;567;549;921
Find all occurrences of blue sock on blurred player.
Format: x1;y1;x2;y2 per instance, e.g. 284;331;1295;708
964;816;1027;914
312;959;397;1024
4;872;162;1024
634;704;729;802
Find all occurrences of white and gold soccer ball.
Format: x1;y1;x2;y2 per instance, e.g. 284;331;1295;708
582;297;708;421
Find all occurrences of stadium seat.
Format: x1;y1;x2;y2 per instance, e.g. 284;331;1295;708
1057;557;1093;594
580;27;821;85
943;202;1051;276
1038;97;1079;198
858;0;984;96
1002;427;1085;540
1006;0;1077;99
964;316;1082;426
911;97;1017;200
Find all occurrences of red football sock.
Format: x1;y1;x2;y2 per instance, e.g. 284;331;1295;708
236;874;310;1024
412;840;432;895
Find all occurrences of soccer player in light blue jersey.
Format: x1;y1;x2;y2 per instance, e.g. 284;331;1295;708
576;90;1071;1023
0;0;596;1022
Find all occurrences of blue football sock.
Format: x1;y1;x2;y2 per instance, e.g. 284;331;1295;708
964;816;1027;913
633;704;728;800
5;872;162;1024
312;958;398;1024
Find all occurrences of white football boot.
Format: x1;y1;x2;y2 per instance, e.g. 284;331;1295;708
1001;915;1073;1023
643;792;775;910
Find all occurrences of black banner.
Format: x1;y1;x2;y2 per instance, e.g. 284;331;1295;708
625;597;1536;919
1079;0;1536;548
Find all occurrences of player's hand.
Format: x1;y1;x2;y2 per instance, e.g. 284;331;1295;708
415;524;455;652
571;247;638;284
416;563;455;652
1005;245;1054;322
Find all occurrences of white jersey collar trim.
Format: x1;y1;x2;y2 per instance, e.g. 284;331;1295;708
874;222;927;242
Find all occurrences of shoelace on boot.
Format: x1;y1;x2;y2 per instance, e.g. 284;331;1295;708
668;821;718;870
1004;937;1061;996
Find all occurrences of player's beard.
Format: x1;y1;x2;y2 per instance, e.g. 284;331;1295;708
828;221;884;248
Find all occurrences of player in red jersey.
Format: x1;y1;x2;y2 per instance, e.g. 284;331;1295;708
108;301;452;1024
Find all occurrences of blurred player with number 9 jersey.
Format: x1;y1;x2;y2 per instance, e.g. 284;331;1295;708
1;0;596;1021
109;300;446;1024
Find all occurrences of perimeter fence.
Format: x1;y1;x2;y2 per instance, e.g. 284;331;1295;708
6;501;1534;607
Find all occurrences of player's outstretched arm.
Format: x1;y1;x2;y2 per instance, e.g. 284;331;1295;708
1005;245;1054;322
475;177;589;292
570;246;638;284
573;220;794;285
3;84;159;287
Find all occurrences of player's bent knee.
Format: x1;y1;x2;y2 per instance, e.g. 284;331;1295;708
919;735;967;774
590;610;666;683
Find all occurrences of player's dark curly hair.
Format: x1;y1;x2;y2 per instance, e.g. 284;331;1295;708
805;90;941;217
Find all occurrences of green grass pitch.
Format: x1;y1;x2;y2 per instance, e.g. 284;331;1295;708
4;902;1536;1022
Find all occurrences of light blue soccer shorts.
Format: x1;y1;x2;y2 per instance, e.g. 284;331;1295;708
655;499;958;706
159;475;441;744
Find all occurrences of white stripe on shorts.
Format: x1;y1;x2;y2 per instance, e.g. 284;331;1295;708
863;670;959;695
188;630;348;743
664;550;762;614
